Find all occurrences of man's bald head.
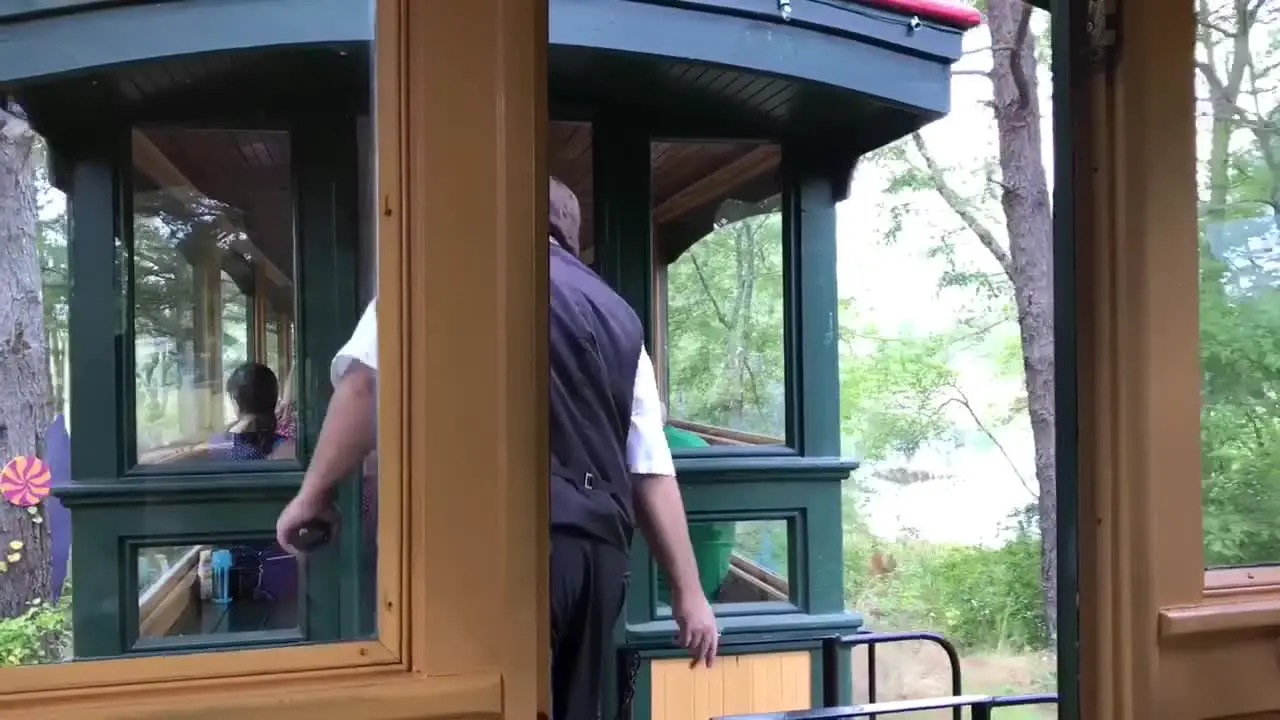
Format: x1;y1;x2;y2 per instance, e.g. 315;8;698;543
549;176;581;255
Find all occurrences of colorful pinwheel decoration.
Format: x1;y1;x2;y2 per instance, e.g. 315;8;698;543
0;456;51;507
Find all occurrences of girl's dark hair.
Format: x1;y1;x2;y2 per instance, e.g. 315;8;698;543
226;362;280;457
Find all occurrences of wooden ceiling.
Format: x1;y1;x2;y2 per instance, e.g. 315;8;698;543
132;127;294;316
129;120;778;312
550;121;781;262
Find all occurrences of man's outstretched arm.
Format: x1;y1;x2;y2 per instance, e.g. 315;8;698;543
277;300;378;552
629;348;719;666
298;361;378;500
634;473;701;595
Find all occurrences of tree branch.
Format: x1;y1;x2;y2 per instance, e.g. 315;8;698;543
689;252;734;332
1196;15;1238;38
910;132;1015;279
690;234;769;425
938;389;1037;500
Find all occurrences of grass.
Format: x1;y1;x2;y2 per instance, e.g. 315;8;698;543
840;500;1057;718
850;639;1056;719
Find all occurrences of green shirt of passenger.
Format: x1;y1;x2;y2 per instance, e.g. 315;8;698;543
658;423;736;604
664;424;710;450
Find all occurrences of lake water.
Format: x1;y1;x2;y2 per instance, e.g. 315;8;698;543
855;438;1037;548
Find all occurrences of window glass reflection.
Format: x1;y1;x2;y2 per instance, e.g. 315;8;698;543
0;31;379;667
651;140;786;446
135;541;300;645
655;519;790;613
132;128;297;466
1197;3;1280;568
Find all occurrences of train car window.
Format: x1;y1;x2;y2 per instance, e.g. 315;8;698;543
651;140;786;448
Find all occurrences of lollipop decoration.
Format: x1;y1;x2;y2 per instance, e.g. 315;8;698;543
1;456;51;507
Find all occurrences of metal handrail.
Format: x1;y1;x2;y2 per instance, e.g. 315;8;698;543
820;632;962;720
712;692;1060;719
991;692;1059;708
616;629;1059;720
715;695;996;719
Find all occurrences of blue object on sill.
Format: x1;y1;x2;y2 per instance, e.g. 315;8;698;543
211;549;233;606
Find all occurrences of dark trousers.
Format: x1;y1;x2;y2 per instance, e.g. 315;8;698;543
551;531;630;720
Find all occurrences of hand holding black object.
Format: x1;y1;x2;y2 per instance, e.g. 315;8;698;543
276;487;339;555
288;519;332;553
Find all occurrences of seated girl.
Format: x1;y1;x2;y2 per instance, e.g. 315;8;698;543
213;362;288;462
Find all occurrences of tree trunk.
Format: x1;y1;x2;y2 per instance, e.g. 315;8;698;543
0;102;54;617
987;0;1058;639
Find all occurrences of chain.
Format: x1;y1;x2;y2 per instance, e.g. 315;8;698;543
613;652;643;720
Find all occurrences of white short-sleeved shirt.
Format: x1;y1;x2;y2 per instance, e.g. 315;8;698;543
626;347;675;476
331;299;379;386
330;299;675;477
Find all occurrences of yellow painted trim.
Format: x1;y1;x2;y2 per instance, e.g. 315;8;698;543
0;642;399;700
650;651;810;720
1082;0;1280;716
373;0;406;662
38;670;502;720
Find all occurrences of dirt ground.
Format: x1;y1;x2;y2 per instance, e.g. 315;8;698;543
850;641;1057;719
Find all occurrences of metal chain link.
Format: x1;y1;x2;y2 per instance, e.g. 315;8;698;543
614;652;643;720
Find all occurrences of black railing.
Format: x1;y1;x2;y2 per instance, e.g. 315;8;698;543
712;691;1061;719
616;628;1059;720
820;632;963;720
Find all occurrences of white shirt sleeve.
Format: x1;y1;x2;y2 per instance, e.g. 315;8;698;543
628;347;675;476
331;298;378;387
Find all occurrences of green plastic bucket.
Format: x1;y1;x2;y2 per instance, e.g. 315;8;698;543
656;521;736;605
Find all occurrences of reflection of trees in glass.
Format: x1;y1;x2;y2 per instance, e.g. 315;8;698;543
137;546;199;595
265;316;282;378
666;200;784;437
733;521;788;576
1196;1;1280;567
37;157;69;420
132;190;250;450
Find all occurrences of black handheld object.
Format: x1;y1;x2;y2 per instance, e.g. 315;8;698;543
288;519;332;553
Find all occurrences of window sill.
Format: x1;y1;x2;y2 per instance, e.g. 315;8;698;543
1204;565;1280;596
673;454;859;482
1160;596;1280;639
1;639;397;697
19;666;501;719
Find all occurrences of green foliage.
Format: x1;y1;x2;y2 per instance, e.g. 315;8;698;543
1195;3;1280;567
840;326;959;461
843;483;1049;652
1199;229;1280;565
666;205;785;436
0;594;70;666
733;520;789;576
838;300;1025;465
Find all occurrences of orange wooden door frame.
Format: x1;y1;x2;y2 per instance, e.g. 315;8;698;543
1077;0;1280;717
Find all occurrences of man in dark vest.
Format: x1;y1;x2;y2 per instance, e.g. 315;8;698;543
547;177;717;720
275;179;718;720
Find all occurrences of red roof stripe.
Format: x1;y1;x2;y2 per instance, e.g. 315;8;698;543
851;0;983;31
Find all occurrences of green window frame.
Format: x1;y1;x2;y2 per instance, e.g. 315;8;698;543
56;114;373;658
